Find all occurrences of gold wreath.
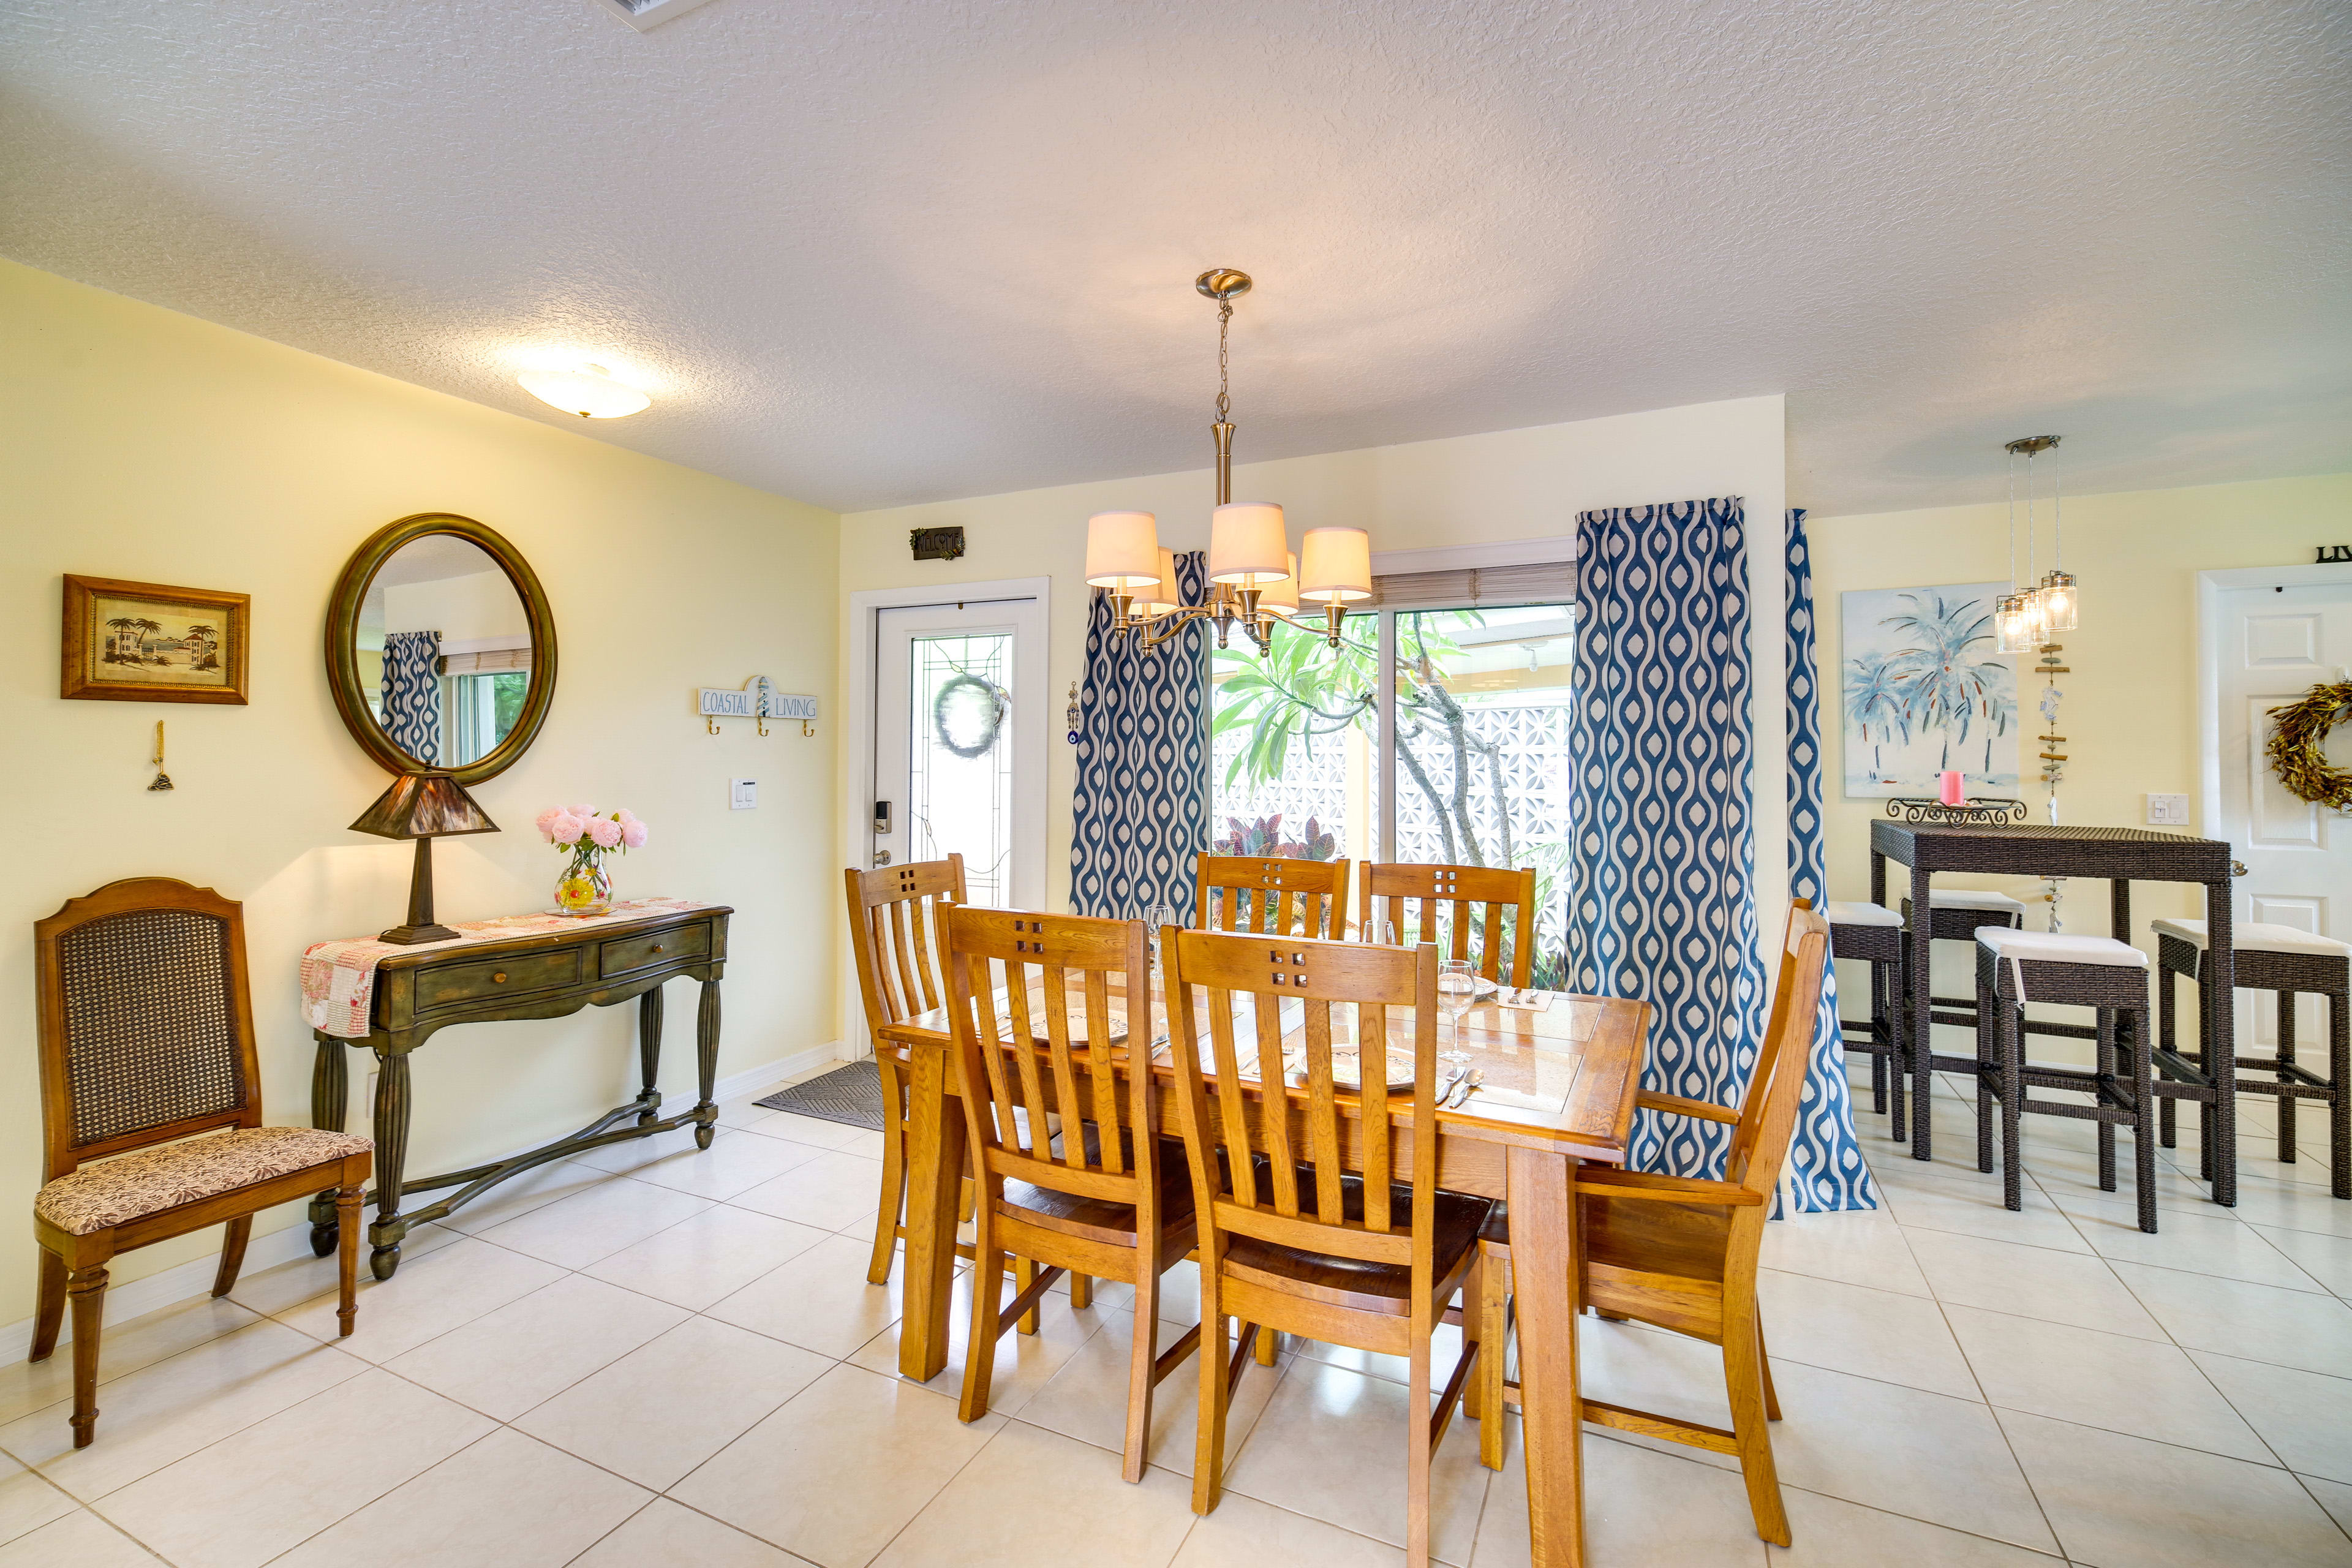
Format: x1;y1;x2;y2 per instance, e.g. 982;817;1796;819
2266;680;2352;810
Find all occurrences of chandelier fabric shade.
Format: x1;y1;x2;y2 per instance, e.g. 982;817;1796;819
1257;552;1302;615
1299;527;1374;603
1084;510;1164;589
1139;547;1182;618
1207;503;1290;586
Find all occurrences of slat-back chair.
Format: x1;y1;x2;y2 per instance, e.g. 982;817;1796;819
1163;927;1491;1568
32;879;372;1449
844;855;979;1287
1195;853;1351;942
1357;862;1538;987
944;907;1200;1480
1473;901;1828;1544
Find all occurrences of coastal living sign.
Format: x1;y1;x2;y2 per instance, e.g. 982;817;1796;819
696;675;819;724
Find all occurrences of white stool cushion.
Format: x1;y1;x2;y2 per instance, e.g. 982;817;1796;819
1929;890;2029;914
1825;900;1902;928
1976;927;2149;969
2150;918;2352;959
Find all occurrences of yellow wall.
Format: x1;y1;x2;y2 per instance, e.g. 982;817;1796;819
838;396;1789;970
1808;473;2352;1006
0;260;843;1311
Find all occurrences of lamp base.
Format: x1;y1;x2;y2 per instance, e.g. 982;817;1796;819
376;921;462;946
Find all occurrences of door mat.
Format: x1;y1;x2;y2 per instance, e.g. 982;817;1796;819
753;1061;886;1131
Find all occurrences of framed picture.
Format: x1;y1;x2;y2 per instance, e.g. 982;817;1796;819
1839;581;2019;797
61;575;250;705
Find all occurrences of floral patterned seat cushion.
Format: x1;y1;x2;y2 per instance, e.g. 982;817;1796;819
36;1126;373;1236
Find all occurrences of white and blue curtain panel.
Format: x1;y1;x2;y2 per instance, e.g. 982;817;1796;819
380;630;442;764
1569;497;1766;1182
1785;508;1877;1212
1069;551;1210;918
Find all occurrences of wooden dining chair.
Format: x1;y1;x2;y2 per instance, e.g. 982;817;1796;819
944;906;1201;1480
32;879;373;1449
843;855;980;1287
1195;853;1351;941
1163;927;1490;1568
1470;900;1828;1544
1357;861;1538;987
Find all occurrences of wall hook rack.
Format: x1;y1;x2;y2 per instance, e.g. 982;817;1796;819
696;675;820;739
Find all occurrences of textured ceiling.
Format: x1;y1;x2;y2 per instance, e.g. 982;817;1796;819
3;1;2346;515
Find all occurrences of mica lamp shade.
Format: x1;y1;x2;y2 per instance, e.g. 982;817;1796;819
351;772;500;945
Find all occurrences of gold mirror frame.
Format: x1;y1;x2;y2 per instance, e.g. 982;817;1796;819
325;512;558;785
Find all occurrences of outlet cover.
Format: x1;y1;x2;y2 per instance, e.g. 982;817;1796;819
2146;793;2190;826
729;778;758;811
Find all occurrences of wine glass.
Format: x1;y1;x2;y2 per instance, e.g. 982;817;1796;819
1143;905;1178;1049
1438;958;1477;1071
1365;919;1398;948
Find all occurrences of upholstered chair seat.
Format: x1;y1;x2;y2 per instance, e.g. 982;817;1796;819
36;1126;373;1236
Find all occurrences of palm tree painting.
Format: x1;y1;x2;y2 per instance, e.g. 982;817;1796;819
1839;581;2021;797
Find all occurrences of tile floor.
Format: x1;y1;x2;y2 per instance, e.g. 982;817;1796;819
4;1060;2350;1567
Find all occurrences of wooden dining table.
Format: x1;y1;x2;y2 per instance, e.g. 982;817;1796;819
886;976;1649;1568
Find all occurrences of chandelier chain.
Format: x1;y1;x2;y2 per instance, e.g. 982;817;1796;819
1215;300;1232;424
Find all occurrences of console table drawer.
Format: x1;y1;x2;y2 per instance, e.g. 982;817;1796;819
601;922;708;978
415;949;582;1011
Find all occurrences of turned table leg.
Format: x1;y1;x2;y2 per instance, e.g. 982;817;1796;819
309;1030;350;1257
695;976;722;1148
638;986;666;1124
369;1050;413;1280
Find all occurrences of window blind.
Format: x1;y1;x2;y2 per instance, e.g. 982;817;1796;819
439;647;533;676
1367;558;1577;609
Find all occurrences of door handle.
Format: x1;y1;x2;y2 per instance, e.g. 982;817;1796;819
872;851;893;867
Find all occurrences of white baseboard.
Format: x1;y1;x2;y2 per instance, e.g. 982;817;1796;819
0;1046;842;1361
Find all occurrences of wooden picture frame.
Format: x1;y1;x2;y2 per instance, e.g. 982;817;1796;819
61;575;251;705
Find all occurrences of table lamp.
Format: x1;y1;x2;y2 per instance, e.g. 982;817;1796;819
350;771;499;944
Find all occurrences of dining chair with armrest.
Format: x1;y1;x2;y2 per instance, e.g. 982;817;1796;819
1357;861;1538;987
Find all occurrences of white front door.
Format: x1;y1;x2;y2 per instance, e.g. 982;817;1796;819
2208;571;2352;1051
870;599;1046;910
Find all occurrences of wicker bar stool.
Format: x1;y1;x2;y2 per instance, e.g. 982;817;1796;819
1975;928;2158;1232
1825;902;1904;1125
2152;918;2350;1201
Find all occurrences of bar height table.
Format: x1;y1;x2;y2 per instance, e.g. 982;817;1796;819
1869;821;2241;1204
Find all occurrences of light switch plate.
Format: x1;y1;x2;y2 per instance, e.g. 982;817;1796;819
2146;792;2190;826
729;778;758;811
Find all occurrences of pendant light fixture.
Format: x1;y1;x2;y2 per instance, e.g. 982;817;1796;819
1997;435;2074;654
1083;271;1371;652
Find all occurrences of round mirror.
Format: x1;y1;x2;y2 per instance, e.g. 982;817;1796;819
326;513;557;784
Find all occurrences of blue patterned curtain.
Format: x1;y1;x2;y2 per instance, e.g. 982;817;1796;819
1784;510;1877;1212
1069;552;1210;917
1570;498;1766;1180
380;630;442;764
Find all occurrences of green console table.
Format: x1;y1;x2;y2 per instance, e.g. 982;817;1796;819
306;902;731;1278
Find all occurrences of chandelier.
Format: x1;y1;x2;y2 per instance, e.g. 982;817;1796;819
1994;435;2079;653
1082;270;1373;652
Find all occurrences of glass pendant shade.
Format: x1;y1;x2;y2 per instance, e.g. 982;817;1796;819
1207;503;1289;586
1138;548;1182;617
1298;527;1374;603
2040;570;2078;631
1257;552;1301;615
1994;593;2035;654
1085;510;1163;589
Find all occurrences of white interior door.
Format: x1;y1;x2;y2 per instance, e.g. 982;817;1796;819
2209;574;2352;1052
871;600;1044;910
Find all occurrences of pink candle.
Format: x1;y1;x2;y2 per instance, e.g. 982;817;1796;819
1939;771;1966;807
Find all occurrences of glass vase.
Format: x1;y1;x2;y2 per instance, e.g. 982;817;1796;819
554;846;612;917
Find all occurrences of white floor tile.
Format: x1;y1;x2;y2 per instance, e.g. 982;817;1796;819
96;1367;491;1568
2189;1352;2352;1484
1901;1228;2168;1340
735;1108;868;1151
730;1150;891;1231
1470;1428;1765;1568
515;1316;829;1489
0;1509;160;1568
383;1273;687;1420
1877;1171;2091;1254
846;1266;1109;1419
570;1497;806;1568
625;1128;827;1200
1999;1408;2352;1568
0;1459;72;1548
0;1294;257;1427
1767;1487;2064;1566
274;1234;565;1361
669;1362;1001;1568
1758;1210;1931;1298
270;1427;649;1568
1754;1270;1979;1399
472;1176;712;1269
703;1233;905;1359
2256;1224;2352;1295
567;1121;716;1177
2306;1473;2352;1536
1172;1488;1406;1567
875;1420;1199;1567
431;1158;614;1236
1220;1358;1490;1565
2111;1261;2352;1378
1943;1305;2269;1461
2225;1178;2352;1240
2048;1189;2329;1291
1017;1308;1282;1477
226;1221;464;1318
582;1204;831;1311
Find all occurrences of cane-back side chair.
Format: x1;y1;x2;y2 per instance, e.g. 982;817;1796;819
1163;927;1491;1568
1474;902;1826;1544
944;907;1200;1479
1194;853;1351;941
1357;862;1538;988
32;878;372;1448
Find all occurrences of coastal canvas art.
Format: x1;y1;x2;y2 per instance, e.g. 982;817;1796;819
1840;581;2020;797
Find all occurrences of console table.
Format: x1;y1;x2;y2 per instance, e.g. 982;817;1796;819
303;901;731;1277
1869;821;2239;1201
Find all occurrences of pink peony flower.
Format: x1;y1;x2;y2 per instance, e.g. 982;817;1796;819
619;819;648;849
586;815;624;849
568;802;597;820
533;807;564;842
615;808;640;826
548;810;586;845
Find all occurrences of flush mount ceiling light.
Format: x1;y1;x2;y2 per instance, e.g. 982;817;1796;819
1083;270;1372;654
516;363;652;420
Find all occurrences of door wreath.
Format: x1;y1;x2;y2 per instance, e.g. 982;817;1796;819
933;673;1008;760
2266;680;2352;810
